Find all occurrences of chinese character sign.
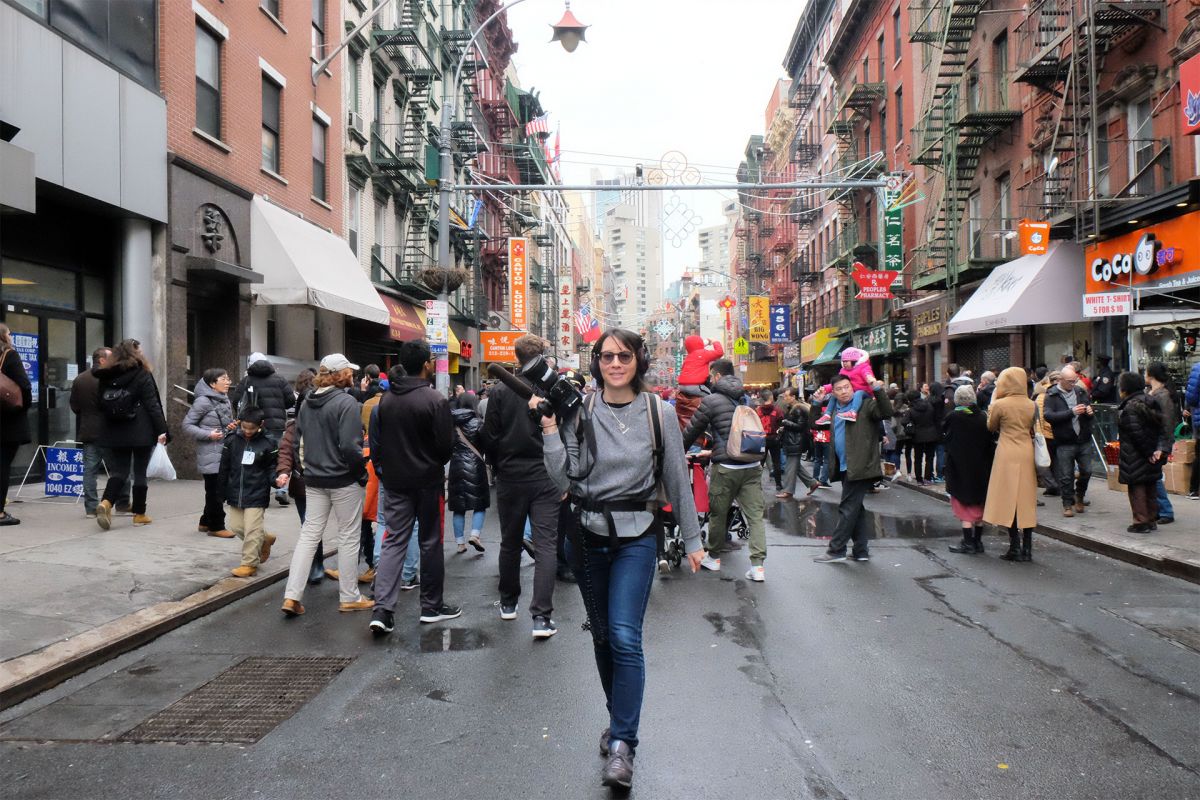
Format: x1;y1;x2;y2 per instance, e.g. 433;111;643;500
480;331;526;362
509;238;528;329
748;296;770;342
769;304;791;344
557;274;575;354
884;185;904;287
44;447;84;497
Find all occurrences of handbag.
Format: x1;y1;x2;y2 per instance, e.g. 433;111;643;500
0;350;24;411
1032;407;1051;469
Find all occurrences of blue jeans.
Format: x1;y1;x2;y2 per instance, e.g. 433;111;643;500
567;533;656;751
376;487;421;579
812;442;828;483
1155;480;1175;521
83;444;128;514
935;443;946;479
453;509;486;543
524;517;533;542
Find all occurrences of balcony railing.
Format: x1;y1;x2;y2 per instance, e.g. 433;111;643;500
947;71;1022;131
836;67;887;117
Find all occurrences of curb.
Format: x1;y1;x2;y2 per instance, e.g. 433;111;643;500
895;481;1200;585
0;550;332;711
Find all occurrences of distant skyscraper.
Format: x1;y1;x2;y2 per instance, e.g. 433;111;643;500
590;169;663;236
604;202;663;331
696;200;737;286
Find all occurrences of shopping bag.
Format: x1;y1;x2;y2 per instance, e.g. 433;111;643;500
147;443;177;481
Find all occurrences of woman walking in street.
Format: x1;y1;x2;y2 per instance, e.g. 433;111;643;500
1145;362;1178;525
1117;371;1165;532
448;391;488;554
983;367;1038;561
777;394;819;499
903;389;938;485
93;339;169;529
944;385;995;554
182;368;237;538
0;323;33;526
535;328;703;790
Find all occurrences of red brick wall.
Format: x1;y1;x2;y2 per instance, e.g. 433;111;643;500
159;0;343;233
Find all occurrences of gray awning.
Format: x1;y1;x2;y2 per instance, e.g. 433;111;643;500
948;243;1085;336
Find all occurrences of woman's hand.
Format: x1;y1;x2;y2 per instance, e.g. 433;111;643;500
275;473;290;489
1150;450;1163;464
209;429;224;441
157;433;167;445
226;421;238;430
686;549;705;573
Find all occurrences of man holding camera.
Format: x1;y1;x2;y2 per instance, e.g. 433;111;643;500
482;335;562;639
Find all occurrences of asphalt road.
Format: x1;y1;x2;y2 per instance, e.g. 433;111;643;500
2;482;1198;800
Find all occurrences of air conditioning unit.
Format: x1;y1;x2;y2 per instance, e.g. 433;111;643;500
486;312;504;329
347;110;365;136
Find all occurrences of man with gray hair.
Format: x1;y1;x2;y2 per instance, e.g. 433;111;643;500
1042;365;1096;517
977;371;997;411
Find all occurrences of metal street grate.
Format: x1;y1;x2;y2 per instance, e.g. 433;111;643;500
119;656;352;744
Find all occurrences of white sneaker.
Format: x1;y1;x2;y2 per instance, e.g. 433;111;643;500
700;554;721;572
745;565;765;582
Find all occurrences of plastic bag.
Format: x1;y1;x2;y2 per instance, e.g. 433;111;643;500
147;443;177;481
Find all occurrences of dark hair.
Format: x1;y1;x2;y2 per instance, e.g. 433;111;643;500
241;406;266;426
364;363;381;380
387;364;406;384
293;368;316;408
831;374;853;388
399;339;432;376
202;367;227;387
458;391;479;415
91;347;111;366
109;339;150;372
759;389;774;402
1119;370;1144;396
591;328;647;393
905;389;921;403
710;359;734;378
1034;366;1048;381
946;362;961;378
513;334;546;365
1145;362;1168;385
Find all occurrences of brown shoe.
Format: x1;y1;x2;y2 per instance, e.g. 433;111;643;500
260;533;277;562
1073;502;1086;514
198;524;210;533
96;500;113;530
208;529;235;539
1063;507;1074;518
231;565;257;578
358;567;376;583
339;598;375;612
133;514;153;526
281;598;305;616
324;568;340;580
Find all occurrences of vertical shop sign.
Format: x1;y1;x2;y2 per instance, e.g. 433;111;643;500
883;192;903;287
769;304;791;344
557;274;575;355
13;332;39;403
509;237;528;329
748;296;770;342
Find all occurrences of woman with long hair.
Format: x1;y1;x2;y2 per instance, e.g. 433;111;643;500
982;367;1039;561
1118;371;1166;532
447;390;488;554
534;328;703;790
93;339;168;529
0;323;33;526
182;367;237;537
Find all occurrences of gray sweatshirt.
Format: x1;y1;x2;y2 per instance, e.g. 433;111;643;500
543;392;702;553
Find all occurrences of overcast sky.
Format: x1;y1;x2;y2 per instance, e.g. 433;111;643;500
503;0;800;284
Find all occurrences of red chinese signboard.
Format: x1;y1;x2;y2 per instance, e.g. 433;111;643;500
509;238;528;330
851;261;898;300
480;331;525;363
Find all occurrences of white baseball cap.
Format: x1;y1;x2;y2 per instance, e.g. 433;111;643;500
247;351;268;368
319;353;359;372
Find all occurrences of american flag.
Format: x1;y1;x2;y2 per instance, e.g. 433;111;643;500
574;303;593;335
525;113;550;136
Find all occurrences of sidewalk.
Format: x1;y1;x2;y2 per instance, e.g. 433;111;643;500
894;474;1200;583
0;480;306;708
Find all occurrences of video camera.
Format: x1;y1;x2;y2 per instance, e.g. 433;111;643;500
519;355;583;422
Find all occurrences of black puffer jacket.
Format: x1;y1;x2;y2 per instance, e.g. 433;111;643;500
218;430;278;508
779;404;810;455
230;360;295;437
92;365;168;449
943;406;994;505
904;398;939;444
447;408;490;513
1118;391;1164;485
682;375;744;463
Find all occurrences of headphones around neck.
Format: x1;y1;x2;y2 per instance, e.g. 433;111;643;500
589;329;650;384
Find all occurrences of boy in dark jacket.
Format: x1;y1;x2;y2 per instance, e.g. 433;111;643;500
219;407;279;578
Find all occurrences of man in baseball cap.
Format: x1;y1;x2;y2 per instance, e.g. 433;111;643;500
319;353;359;373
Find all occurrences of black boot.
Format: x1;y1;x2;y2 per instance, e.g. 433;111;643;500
948;528;976;554
999;527;1021;561
1020;529;1033;562
131;485;149;515
972;524;985;554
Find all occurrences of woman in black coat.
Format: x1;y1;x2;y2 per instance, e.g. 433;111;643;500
1117;371;1166;533
777;401;819;498
0;323;33;526
92;339;169;530
903;390;939;485
943;385;995;554
447;392;488;554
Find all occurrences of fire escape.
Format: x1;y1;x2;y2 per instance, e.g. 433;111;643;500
909;0;1022;291
1013;0;1166;239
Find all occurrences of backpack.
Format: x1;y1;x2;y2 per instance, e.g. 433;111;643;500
100;383;140;421
726;402;766;462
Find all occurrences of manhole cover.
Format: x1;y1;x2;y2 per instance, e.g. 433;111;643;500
119;656;352;744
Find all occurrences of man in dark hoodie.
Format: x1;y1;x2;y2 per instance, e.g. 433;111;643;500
683;359;767;575
368;339;459;636
230;352;295;440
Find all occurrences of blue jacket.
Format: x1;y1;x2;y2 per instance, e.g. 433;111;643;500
1186;363;1200;428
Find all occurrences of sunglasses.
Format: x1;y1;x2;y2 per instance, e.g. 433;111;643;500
598;351;635;365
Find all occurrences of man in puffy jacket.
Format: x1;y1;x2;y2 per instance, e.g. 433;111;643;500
1042;365;1095;517
70;346;129;516
756;389;784;492
683;359;767;576
1186;361;1200;499
230;352;295;442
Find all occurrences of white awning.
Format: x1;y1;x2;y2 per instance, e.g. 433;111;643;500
250;196;389;324
948;242;1086;336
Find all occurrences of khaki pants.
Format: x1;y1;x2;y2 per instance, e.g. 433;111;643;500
228;506;266;568
707;464;767;565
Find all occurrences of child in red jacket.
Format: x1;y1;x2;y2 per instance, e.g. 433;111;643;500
674;336;724;430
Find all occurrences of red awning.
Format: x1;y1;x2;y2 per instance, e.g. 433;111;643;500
379;293;425;341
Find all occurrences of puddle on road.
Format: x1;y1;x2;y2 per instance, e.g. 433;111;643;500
767;494;961;540
419;628;491;653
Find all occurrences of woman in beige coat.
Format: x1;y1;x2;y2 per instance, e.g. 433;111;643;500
983;367;1039;561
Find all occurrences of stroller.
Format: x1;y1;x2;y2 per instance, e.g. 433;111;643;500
660;452;748;572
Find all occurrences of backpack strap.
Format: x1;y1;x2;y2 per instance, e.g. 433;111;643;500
645;393;664;487
568;393;599;482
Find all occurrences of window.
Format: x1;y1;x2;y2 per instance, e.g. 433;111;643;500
1127;98;1154;195
195;24;221;138
311;0;326;60
893;9;902;62
261;0;280;17
261;76;282;173
374;202;386;250
880;108;887;157
966;62;980;113
349;185;361;255
348;55;361;113
48;0;157;87
997;174;1012;257
877;35;885;81
312;117;327;201
993;33;1009;108
895;87;903;141
967;191;982;258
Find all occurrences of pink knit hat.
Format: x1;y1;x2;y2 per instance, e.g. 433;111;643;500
840;346;867;362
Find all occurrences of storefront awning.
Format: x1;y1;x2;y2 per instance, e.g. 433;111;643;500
379;293;425;341
813;336;850;365
948;242;1085;336
250;196;389;324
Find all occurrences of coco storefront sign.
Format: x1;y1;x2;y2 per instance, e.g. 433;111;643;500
1084;212;1200;313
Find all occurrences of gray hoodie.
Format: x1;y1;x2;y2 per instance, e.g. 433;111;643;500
182;378;235;475
295;386;364;488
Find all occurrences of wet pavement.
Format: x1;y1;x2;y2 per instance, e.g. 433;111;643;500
3;476;1198;800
